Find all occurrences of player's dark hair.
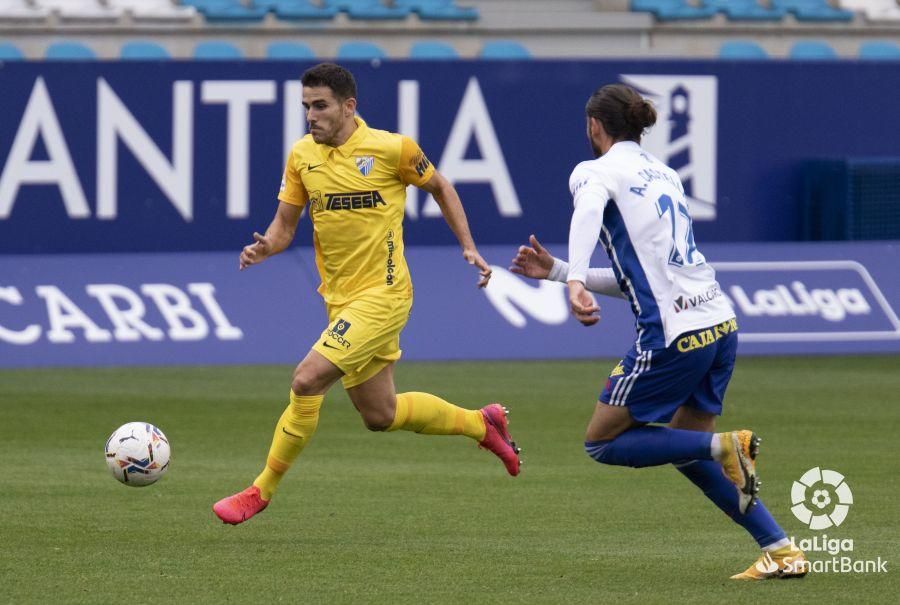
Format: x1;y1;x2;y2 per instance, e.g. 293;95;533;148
585;84;657;142
301;63;357;101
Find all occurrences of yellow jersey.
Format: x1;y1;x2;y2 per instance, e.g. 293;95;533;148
278;117;435;307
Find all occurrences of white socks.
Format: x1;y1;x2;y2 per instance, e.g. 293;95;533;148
763;538;792;552
710;433;723;460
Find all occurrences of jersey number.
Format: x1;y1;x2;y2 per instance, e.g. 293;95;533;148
655;194;698;267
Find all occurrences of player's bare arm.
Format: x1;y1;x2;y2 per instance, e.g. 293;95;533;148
510;234;554;279
510;235;625;300
418;170;492;288
239;202;303;270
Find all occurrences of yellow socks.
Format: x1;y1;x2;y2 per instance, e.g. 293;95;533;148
252;391;323;500
388;392;486;440
253;391;483;499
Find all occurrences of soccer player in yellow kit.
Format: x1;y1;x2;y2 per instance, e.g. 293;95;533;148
213;63;521;524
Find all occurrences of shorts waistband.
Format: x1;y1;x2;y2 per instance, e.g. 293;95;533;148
674;318;738;353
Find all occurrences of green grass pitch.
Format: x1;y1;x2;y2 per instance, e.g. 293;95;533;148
1;356;898;604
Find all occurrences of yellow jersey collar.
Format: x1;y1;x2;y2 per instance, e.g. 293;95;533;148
321;116;368;158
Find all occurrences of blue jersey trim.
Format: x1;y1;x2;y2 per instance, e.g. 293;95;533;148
600;202;665;350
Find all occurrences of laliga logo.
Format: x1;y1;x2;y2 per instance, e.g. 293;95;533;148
791;467;853;530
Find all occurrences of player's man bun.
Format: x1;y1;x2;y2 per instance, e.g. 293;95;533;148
585;83;656;143
626;98;657;131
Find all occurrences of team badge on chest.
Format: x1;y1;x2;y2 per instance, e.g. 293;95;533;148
355;155;374;177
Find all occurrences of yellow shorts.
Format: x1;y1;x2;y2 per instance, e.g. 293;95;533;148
312;295;412;389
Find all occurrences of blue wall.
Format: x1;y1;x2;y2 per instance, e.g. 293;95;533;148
1;60;898;254
2;242;899;367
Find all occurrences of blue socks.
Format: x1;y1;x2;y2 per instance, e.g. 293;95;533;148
585;425;713;467
584;425;786;548
675;460;786;548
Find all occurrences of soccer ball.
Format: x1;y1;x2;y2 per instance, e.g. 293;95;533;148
104;422;171;487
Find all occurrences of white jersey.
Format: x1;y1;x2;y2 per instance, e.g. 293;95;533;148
567;141;734;350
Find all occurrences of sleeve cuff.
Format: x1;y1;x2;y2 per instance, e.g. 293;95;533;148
548;258;569;283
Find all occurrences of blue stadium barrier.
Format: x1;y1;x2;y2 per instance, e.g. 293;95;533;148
336;41;387;59
3;61;898;249
719;40;769;59
395;0;478;21
182;0;268;22
409;41;458;59
326;0;409;20
3;242;899;367
0;42;24;61
194;41;244;59
45;42;97;60
704;0;786;21
266;41;316;59
859;41;900;60
631;0;716;20
772;0;853;22
255;0;338;20
789;40;838;59
480;40;531;59
120;41;171;60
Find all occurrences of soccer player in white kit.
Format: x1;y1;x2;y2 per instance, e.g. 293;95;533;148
512;84;806;580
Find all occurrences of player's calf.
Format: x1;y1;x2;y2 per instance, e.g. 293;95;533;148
585;425;716;468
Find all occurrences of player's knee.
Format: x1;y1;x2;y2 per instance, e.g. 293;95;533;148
361;409;393;432
291;369;327;395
